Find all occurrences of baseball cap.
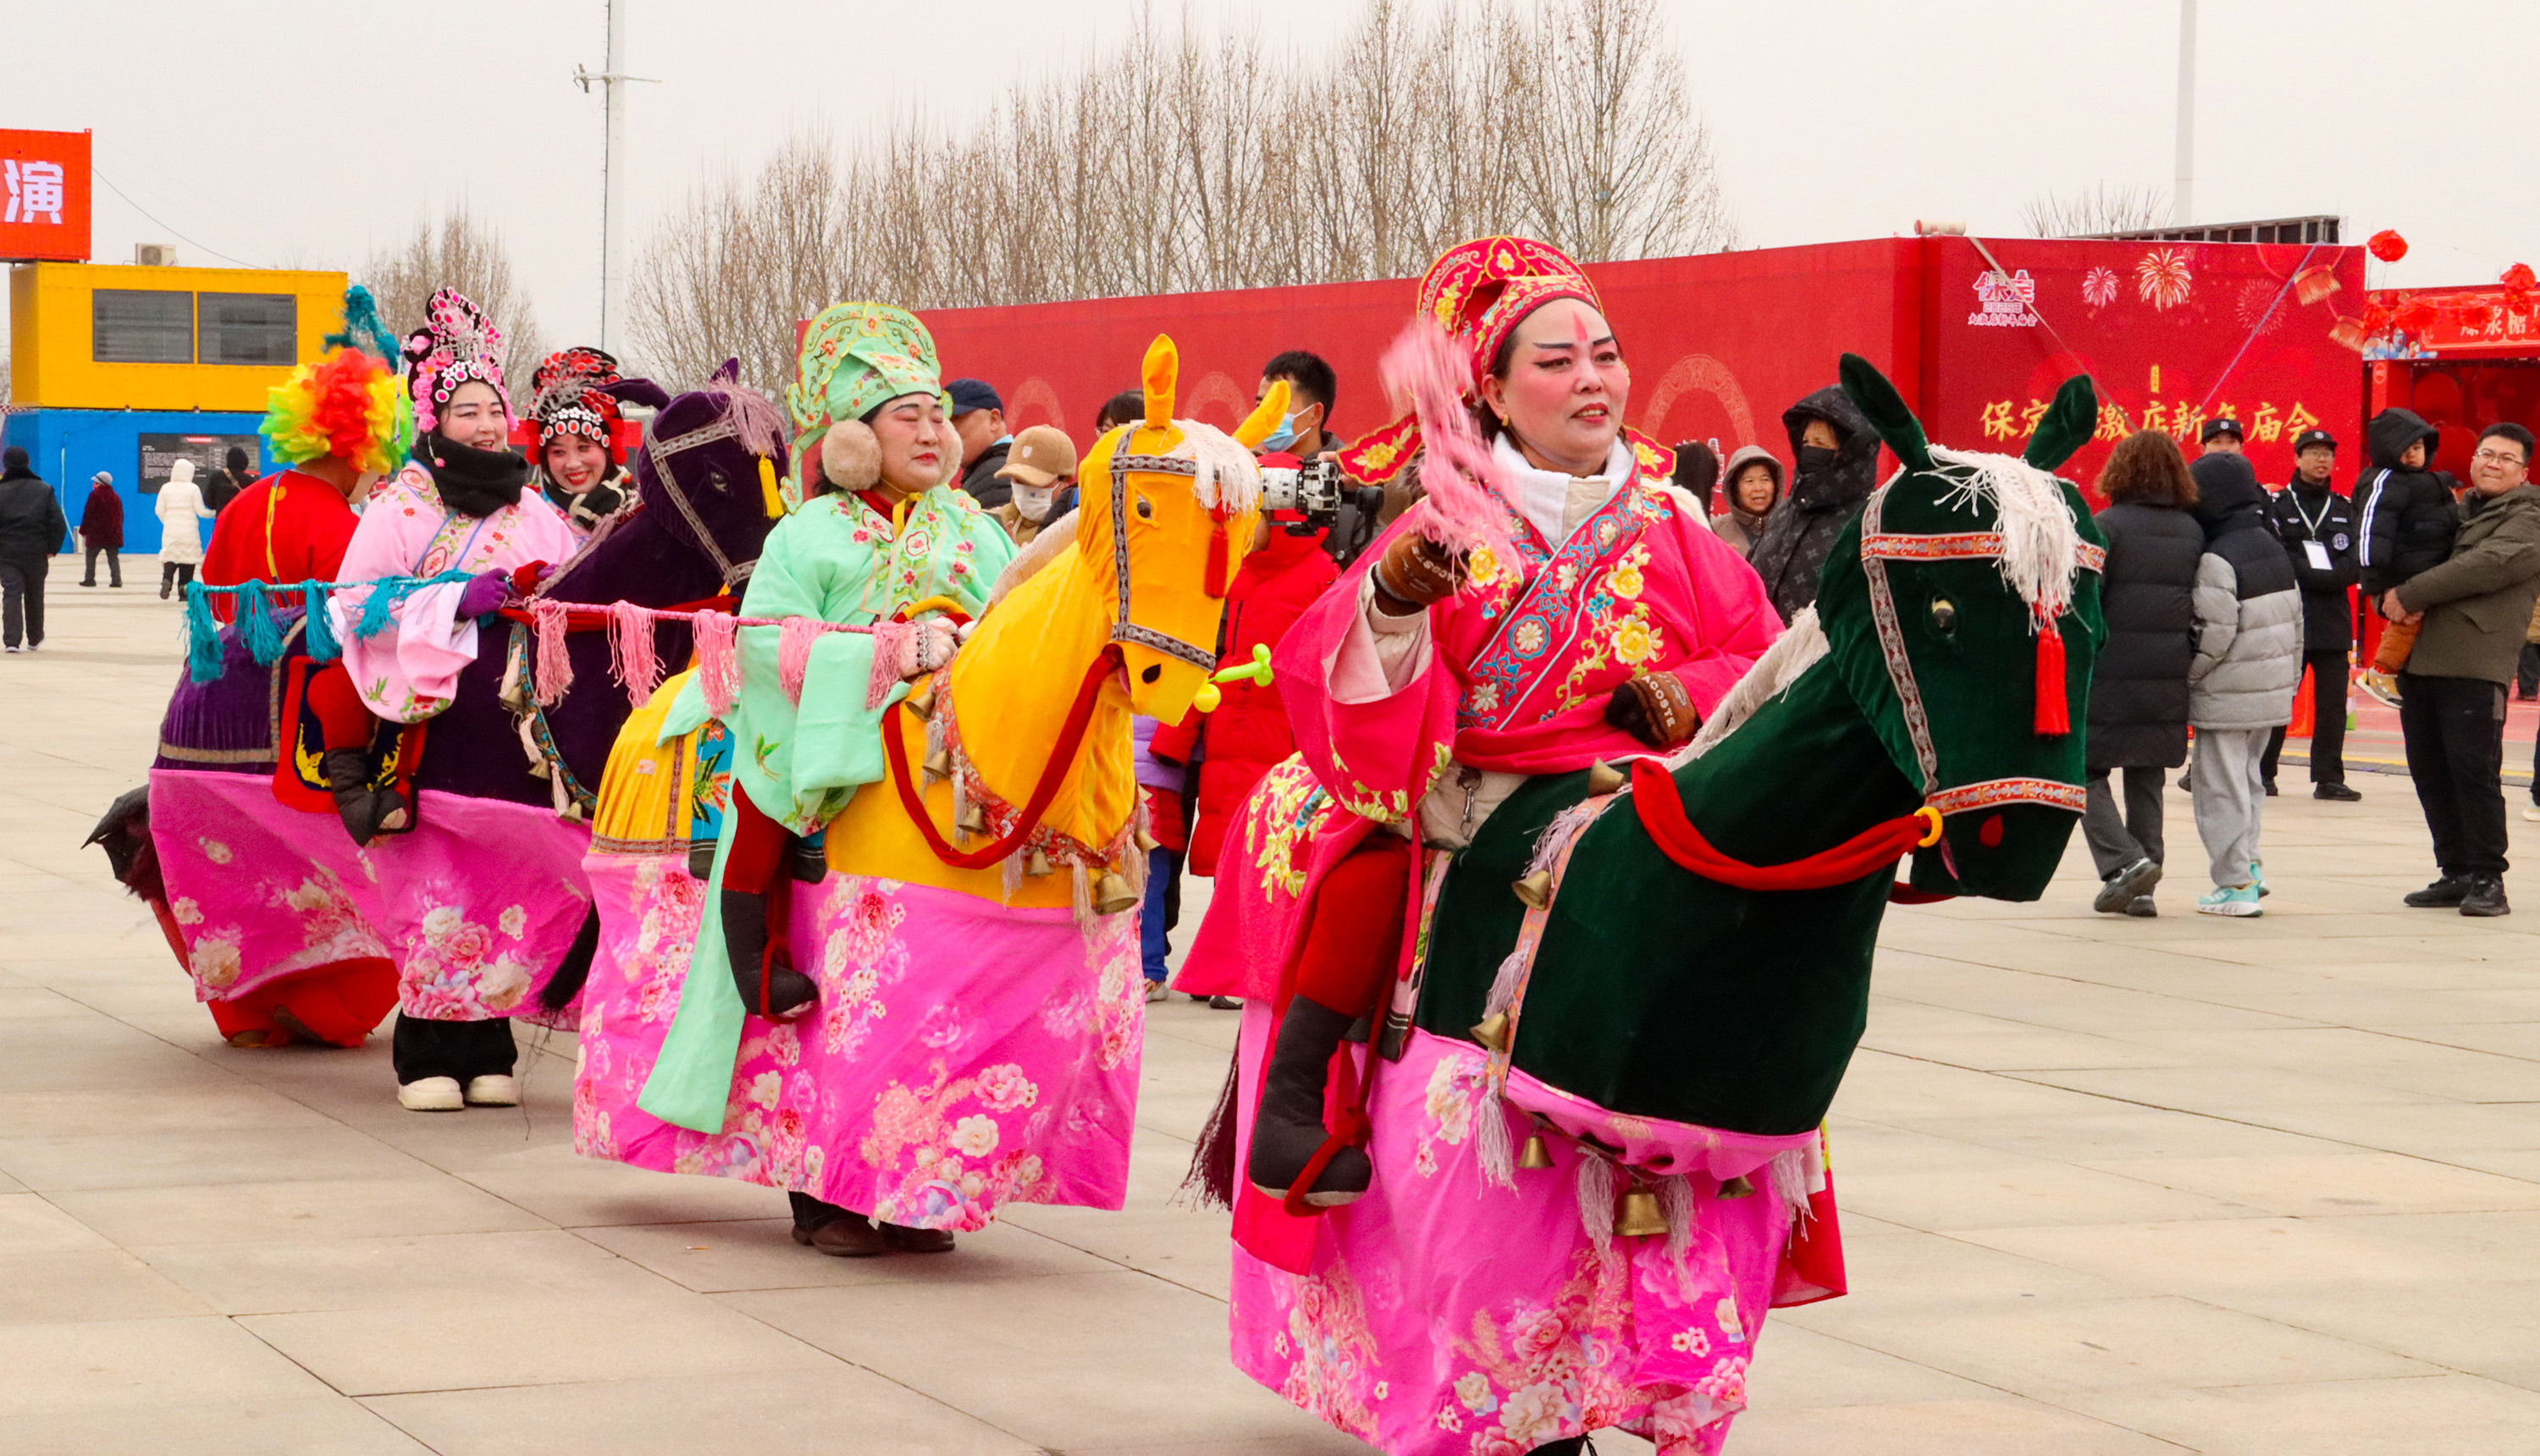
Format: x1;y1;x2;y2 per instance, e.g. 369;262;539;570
2200;416;2245;442
946;378;1002;416
995;424;1078;488
2293;428;2337;452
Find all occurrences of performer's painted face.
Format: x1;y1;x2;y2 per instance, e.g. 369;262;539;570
545;435;609;492
443;381;510;452
870;393;954;498
1483;299;1628;475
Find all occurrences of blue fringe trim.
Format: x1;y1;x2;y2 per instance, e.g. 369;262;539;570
301;582;340;663
179;571;472;683
184;583;224;683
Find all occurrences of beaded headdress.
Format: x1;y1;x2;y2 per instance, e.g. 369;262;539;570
400;288;511;435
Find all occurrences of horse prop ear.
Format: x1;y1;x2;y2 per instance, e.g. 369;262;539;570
1837;353;1934;472
1141;335;1179;432
2024;375;2098;472
1235;380;1290;450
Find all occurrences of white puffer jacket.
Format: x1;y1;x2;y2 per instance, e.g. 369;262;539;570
2186;471;2303;731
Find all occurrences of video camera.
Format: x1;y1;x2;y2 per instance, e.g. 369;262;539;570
1256;452;1387;568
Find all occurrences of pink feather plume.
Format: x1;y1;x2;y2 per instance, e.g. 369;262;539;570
1378;318;1520;572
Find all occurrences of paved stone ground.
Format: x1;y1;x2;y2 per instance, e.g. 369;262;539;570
4;565;2538;1455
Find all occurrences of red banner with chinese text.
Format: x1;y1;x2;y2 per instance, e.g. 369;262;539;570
0;129;91;263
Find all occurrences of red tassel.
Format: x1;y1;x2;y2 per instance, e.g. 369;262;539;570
1205;510;1233;598
2034;621;2069;736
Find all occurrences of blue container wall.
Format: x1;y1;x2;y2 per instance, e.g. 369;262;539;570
1;408;273;555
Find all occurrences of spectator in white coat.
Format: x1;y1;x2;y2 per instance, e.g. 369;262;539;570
2185;452;2303;917
155;460;217;599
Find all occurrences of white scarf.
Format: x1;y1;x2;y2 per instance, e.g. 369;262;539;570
1494;436;1635;549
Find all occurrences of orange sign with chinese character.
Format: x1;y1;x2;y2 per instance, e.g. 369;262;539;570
0;129;92;263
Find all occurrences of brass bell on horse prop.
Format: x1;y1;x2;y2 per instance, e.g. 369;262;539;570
1091;869;1140;915
955;797;988;836
1470;1010;1511;1052
1617;1184;1670;1238
1518;1133;1555;1170
904;683;937;719
1512;870;1554;909
923;744;953;785
1134;828;1161;853
1587;761;1626;796
1719;1174;1755;1199
1024;847;1054;877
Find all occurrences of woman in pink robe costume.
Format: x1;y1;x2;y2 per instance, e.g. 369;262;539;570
328;289;582;1112
1176;238;1811;1455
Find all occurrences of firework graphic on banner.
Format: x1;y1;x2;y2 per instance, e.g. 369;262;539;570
2082;267;2120;312
2136;249;2193;312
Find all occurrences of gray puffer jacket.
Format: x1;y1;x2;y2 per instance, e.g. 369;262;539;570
2186;455;2301;730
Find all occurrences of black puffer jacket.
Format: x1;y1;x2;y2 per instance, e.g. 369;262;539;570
2087;499;2205;769
1746;385;1880;623
2355;408;2458;596
0;459;68;560
959;440;1013;511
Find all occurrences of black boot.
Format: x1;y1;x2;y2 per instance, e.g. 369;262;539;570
721;888;818;1019
1245;995;1372;1206
321;748;385;847
2460;874;2510;918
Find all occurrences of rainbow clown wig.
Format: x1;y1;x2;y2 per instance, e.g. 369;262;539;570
262;347;416;477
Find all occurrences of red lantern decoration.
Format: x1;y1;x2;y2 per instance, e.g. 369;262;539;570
2367;229;2409;263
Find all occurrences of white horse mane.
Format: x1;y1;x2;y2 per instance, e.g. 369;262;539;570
1923;445;2084;623
1173;420;1264;515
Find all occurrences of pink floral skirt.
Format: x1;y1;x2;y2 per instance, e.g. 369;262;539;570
1226;1007;1795;1456
151;769;593;1026
572;854;1146;1230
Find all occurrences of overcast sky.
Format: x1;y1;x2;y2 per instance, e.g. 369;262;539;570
5;0;2532;355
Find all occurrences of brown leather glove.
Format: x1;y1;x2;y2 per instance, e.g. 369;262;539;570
1370;531;1464;615
1605;670;1700;748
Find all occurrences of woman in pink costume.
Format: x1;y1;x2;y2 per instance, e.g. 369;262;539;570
1176;237;1792;1454
329;288;581;1112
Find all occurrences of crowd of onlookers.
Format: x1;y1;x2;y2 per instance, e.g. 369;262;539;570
2082;411;2540;918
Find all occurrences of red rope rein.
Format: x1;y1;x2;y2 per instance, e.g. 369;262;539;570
881;648;1121;871
1630;759;1938;891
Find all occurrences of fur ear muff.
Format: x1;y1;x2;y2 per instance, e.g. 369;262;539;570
2024;375;2099;472
821;420;881;491
1837;353;1935;472
936;419;964;488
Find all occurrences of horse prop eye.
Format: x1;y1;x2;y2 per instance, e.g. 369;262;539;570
1135;494;1155;521
1929;598;1957;632
705;471;730;494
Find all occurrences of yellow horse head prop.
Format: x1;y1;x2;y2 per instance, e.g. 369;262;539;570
1076;334;1288;724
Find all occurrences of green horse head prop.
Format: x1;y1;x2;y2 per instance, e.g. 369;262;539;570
1409;354;2106;1150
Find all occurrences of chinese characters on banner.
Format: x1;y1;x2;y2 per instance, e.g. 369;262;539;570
0;129;92;263
1982;385;2321;449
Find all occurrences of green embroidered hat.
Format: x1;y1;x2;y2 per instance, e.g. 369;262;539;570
787;302;943;466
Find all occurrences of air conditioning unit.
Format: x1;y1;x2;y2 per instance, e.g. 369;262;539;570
134;244;178;267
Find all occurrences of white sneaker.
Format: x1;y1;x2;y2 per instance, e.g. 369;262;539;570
463;1074;522;1106
1143;979;1172;1003
2524;806;2540;823
397;1076;464;1111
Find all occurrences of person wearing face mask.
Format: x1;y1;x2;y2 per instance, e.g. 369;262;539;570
1255;350;1346;459
1744;387;1882;623
988;423;1079;546
527;346;664;536
325;289;579;1112
191;339;418;1049
647;301;1017;1257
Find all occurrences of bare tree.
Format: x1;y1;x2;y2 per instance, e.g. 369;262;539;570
362;207;547;399
627;0;1738;364
2023;184;2171;239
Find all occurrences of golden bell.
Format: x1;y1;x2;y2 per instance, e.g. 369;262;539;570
1134;828;1161;853
1587;760;1625;796
1616;1186;1670;1238
1025;847;1054;877
1518;1133;1555;1170
1470;1010;1511;1053
1091;870;1140;915
1718;1174;1754;1199
1512;869;1554;909
923;744;954;783
904;684;937;719
956;799;988;836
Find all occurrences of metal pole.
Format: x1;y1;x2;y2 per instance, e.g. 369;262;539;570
600;0;627;354
2173;0;2195;226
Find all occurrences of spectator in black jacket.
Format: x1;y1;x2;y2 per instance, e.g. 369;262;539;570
202;446;252;515
0;446;68;654
2356;408;2460;682
2261;428;2363;799
1747;384;1880;623
2081;430;2206;917
947;378;1012;510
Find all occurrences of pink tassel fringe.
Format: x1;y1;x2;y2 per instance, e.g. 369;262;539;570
865;620;917;710
1379;319;1520;572
606;600;661;706
777;615;821;707
529;598;575;707
693;609;743;718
